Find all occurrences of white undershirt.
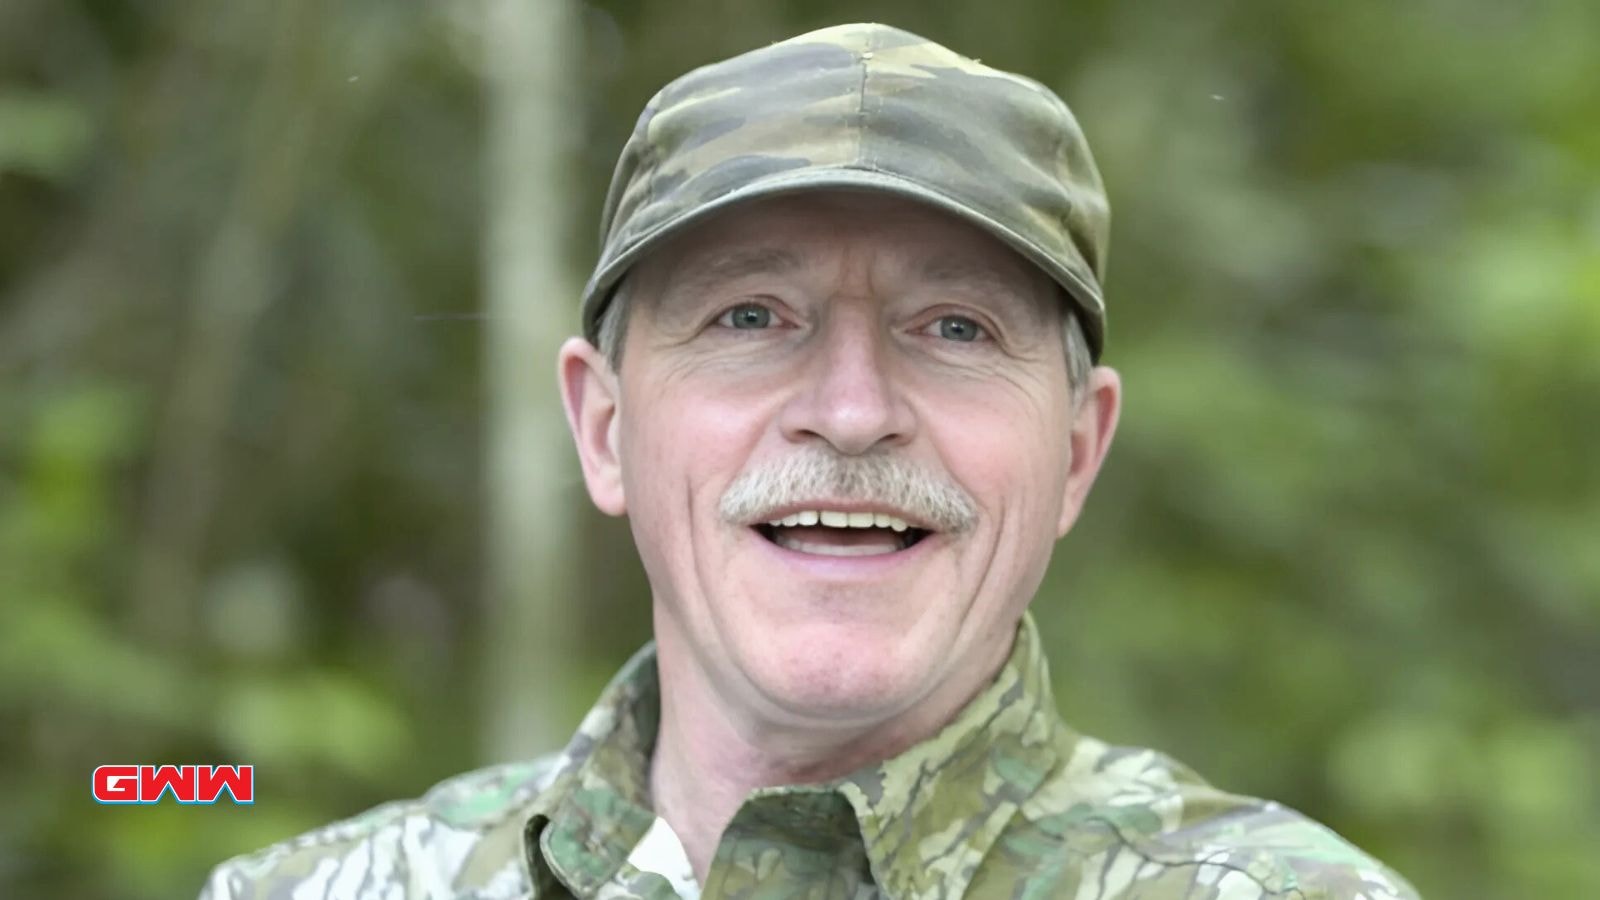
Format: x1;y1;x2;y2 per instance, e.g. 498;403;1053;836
625;816;702;899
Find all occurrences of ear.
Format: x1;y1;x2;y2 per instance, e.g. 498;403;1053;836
558;337;627;516
1056;366;1122;537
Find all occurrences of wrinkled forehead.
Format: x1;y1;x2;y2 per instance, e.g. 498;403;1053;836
630;190;1059;311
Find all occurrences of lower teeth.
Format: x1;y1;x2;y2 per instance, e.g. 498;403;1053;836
778;538;895;556
763;527;920;555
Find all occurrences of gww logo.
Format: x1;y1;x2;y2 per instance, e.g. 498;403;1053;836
92;765;254;804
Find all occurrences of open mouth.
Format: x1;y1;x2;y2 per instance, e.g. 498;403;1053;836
754;509;931;557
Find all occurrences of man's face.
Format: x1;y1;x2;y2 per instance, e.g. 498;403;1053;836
561;191;1119;735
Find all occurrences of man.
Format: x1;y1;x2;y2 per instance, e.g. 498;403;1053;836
203;23;1418;900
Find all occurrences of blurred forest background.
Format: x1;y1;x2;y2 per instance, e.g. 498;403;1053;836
2;0;1597;897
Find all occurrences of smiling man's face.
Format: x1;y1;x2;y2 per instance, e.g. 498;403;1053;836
560;191;1120;739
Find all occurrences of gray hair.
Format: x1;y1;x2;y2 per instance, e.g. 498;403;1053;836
595;277;1093;405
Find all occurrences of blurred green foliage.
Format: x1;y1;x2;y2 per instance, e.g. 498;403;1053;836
2;1;1596;898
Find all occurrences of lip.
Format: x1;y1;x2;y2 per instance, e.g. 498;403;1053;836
743;520;944;580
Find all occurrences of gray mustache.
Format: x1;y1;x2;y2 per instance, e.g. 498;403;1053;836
719;446;978;533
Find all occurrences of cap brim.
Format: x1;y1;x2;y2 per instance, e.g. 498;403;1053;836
580;166;1105;361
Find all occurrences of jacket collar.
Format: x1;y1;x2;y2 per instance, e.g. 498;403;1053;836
523;613;1068;899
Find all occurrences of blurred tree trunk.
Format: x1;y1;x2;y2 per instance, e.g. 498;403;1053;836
129;0;325;646
482;0;582;761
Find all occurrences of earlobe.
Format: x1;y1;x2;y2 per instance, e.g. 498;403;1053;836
1056;366;1122;538
557;337;627;516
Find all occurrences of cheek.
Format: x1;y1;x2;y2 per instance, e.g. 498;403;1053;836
617;370;781;547
923;379;1072;548
954;426;1068;621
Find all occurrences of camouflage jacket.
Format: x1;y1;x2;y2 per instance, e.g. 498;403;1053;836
201;615;1418;899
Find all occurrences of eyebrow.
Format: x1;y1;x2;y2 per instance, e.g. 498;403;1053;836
917;256;1049;322
667;246;802;298
919;257;1025;296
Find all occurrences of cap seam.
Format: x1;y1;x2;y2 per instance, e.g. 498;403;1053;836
855;30;872;172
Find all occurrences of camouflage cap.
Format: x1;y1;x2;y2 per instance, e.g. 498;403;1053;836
581;22;1112;361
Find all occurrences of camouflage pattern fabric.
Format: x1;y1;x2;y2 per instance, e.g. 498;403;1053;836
582;22;1113;361
200;613;1419;899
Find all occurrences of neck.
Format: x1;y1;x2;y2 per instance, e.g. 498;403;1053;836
646;613;1013;881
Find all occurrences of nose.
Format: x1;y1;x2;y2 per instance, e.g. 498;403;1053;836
778;307;917;455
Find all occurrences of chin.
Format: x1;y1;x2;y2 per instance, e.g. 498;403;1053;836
734;618;947;725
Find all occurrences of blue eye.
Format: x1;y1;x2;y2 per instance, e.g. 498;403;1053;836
718;305;773;329
934;315;985;342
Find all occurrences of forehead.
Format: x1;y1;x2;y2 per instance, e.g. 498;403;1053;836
631;190;1057;304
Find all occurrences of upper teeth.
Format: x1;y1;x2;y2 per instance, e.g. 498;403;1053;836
766;510;911;532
